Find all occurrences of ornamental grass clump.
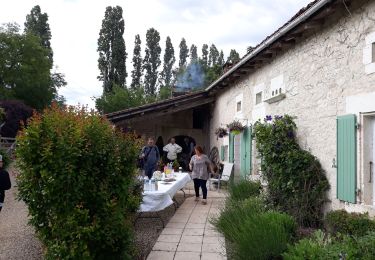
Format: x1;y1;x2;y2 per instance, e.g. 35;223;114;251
253;115;330;227
228;180;262;202
16;104;142;259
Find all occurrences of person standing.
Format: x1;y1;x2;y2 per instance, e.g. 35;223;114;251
163;137;182;163
189;146;212;205
141;137;160;179
0;155;11;212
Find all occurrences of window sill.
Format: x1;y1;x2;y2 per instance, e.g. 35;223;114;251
263;93;286;104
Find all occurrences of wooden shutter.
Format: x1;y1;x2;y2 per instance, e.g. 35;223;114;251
229;133;234;163
337;114;357;203
241;126;252;179
220;145;225;161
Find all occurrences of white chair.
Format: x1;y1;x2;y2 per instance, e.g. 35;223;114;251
209;162;234;191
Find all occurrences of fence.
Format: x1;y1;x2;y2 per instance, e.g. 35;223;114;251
0;137;16;155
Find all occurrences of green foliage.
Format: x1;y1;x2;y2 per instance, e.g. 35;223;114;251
178;38;189;68
158;86;171;100
283;230;375;260
98;6;127;93
95;85;145;114
228;180;262;202
0;149;11;169
208;44;219;66
189;44;198;63
253;115;330;227
213;197;296;260
24;5;53;64
325;210;375;237
0;23;56;110
199;44;209;69
160;36;175;88
227;49;240;64
16;104;142;259
218;50;225;66
131;34;142;89
143;28;161;97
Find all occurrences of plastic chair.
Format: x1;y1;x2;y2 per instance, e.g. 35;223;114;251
209;162;233;191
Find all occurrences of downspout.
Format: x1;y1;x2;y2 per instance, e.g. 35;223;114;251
205;0;333;91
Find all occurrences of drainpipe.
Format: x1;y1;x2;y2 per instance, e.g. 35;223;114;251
205;0;333;91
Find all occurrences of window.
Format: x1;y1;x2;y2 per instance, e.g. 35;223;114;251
363;32;375;74
372;42;375;63
236;101;242;112
255;92;262;105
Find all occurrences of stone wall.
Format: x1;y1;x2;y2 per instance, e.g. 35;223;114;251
210;0;375;215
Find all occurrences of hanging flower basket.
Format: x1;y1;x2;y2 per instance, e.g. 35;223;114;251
227;120;245;135
215;127;228;138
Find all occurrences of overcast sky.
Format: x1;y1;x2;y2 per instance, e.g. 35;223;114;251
0;0;311;108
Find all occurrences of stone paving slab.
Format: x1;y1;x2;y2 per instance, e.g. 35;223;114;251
147;187;227;260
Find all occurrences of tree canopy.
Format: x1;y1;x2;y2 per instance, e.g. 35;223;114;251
178;38;189;68
97;6;127;93
143;28;161;97
131;34;142;89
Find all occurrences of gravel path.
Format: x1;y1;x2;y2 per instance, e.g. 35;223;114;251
0;167;43;260
0;165;192;260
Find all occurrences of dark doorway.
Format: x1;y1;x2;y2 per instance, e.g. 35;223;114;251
172;135;196;170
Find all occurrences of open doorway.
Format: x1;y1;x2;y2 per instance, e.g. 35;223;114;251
172;135;196;170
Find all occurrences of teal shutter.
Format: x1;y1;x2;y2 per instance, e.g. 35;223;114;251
337;114;357;203
241;126;252;179
229;133;234;163
220;145;225;161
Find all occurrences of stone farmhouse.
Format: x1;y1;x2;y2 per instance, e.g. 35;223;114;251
107;0;375;215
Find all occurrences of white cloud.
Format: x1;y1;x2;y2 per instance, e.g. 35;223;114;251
0;0;312;108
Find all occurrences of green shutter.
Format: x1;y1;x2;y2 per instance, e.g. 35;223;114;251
337;114;357;203
241;126;252;179
220;145;225;161
229;133;234;163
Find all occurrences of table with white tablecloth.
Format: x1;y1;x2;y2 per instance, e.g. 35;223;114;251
139;172;191;212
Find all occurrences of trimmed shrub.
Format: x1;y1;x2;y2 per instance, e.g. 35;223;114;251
228;180;262;201
325;210;375;237
253;115;330;227
16;105;142;259
213;197;296;259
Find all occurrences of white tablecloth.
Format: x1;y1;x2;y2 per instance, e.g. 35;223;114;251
139;172;191;212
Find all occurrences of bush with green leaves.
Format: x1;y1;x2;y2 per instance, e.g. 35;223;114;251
212;197;296;260
0;149;10;169
228;180;262;202
325;210;375;237
16;104;142;259
253;115;330;227
283;230;375;259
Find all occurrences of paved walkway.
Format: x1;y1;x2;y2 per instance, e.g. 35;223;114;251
147;186;227;260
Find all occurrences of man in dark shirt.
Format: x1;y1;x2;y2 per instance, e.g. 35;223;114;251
0;155;11;212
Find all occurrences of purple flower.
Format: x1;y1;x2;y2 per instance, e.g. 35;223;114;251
287;130;294;138
275;115;283;120
265;115;272;121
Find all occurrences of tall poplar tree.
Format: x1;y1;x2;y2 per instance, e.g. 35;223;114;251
97;6;127;93
131;34;142;89
218;50;225;66
227;49;240;64
24;5;53;64
143;28;161;97
161;36;175;88
208;44;219;67
178;38;189;68
200;44;209;68
190;44;198;63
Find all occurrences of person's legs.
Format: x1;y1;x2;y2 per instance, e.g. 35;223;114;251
193;178;200;200
145;167;153;179
200;179;208;200
0;190;4;212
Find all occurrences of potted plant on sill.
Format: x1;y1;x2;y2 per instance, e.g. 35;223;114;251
227;120;245;135
215;127;228;139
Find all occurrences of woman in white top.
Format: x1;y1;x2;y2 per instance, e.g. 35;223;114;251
189;145;213;205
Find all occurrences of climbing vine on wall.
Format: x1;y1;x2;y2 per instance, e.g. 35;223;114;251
253;115;330;227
